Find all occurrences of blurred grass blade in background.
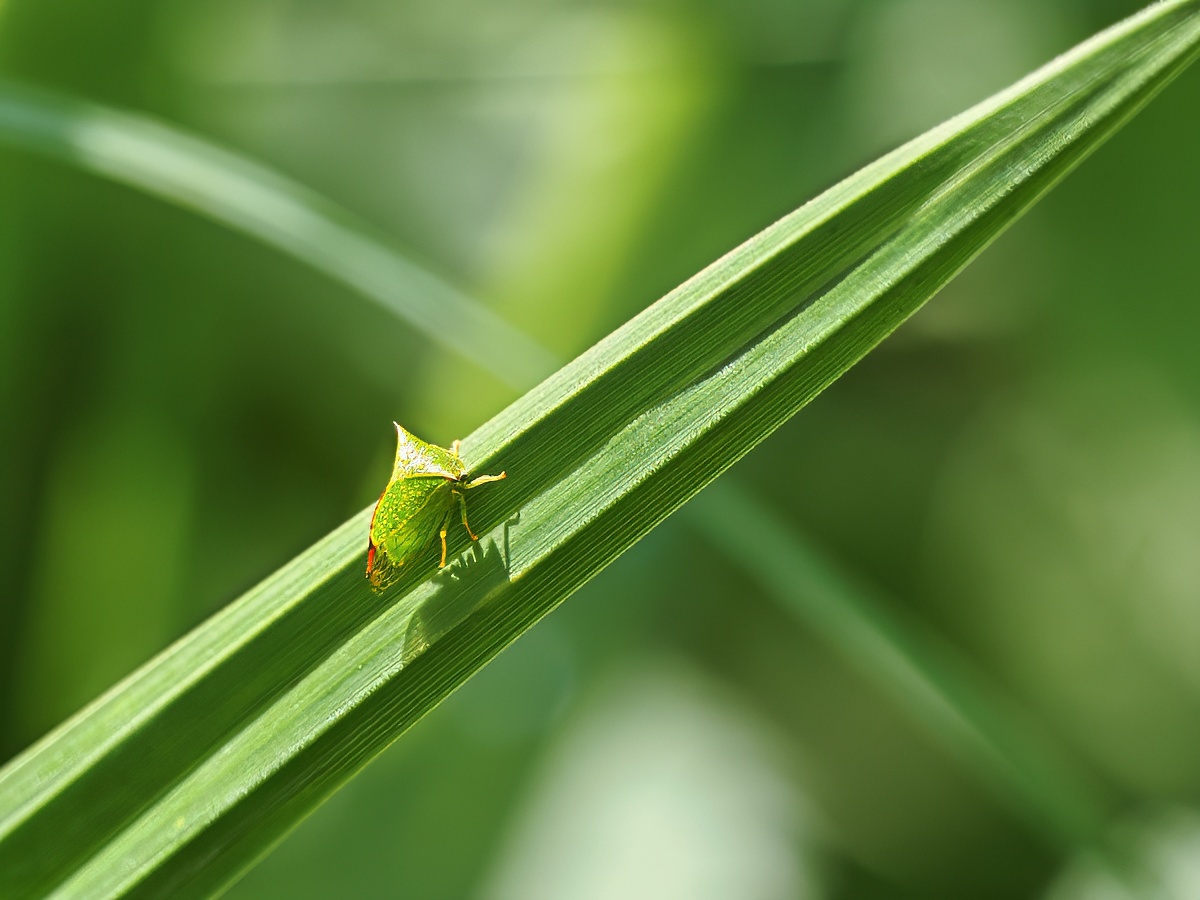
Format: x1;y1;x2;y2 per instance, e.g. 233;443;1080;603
0;80;557;392
1;1;1199;896
688;481;1110;851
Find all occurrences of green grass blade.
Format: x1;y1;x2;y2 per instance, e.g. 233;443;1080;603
0;2;1197;896
688;481;1111;850
0;80;557;391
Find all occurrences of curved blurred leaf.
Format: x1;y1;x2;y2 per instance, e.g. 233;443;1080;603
0;80;557;391
0;1;1198;896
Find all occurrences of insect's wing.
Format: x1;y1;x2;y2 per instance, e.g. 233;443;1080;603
391;423;466;480
369;476;454;574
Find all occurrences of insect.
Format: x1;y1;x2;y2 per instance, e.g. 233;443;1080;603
366;422;506;588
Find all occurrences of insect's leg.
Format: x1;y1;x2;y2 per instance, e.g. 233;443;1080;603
456;490;480;541
464;471;506;489
451;439;462;457
438;514;449;568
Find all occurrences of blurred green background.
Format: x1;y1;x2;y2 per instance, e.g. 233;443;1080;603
2;0;1199;897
